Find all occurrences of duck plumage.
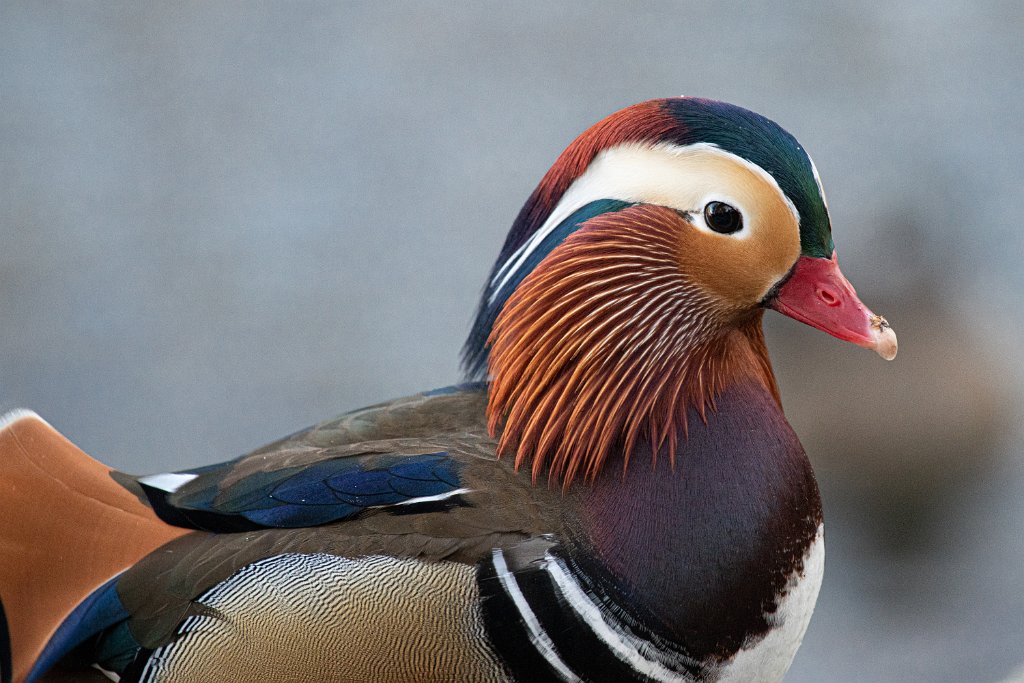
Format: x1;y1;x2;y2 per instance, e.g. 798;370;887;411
0;97;895;683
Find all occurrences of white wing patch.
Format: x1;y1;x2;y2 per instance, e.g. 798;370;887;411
137;472;199;493
391;487;472;507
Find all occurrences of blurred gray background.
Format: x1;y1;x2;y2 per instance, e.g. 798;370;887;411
2;2;1023;681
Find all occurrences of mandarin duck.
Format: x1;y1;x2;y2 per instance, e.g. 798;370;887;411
0;97;896;683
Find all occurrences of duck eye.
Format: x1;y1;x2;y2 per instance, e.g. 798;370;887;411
703;201;743;234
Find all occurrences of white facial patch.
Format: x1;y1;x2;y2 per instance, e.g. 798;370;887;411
491;141;800;299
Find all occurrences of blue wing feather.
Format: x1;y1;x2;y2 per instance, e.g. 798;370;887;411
27;577;135;682
140;451;465;532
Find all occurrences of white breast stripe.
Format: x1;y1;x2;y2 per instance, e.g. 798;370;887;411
491;549;580;683
544;554;690;682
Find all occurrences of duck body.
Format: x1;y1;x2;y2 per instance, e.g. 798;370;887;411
25;378;820;683
1;97;894;682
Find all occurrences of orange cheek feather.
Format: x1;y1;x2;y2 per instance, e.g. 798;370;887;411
486;206;782;487
677;185;801;315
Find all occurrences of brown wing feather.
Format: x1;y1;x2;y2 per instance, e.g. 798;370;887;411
116;389;572;650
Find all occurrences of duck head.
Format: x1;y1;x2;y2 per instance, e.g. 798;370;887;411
464;98;896;484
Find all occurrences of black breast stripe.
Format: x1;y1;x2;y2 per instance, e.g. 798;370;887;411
512;561;656;683
553;547;707;680
479;549;702;683
477;552;570;683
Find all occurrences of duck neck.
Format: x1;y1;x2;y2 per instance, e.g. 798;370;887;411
569;377;822;665
486;203;785;488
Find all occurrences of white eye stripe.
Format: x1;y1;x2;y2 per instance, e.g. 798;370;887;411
492;141;799;294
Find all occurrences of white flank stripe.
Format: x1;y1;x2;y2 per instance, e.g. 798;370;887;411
544;554;687;682
91;663;121;682
138;652;159;683
137;472;199;493
492;549;580;682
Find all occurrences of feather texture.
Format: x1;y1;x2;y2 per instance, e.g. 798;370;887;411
141;451;466;531
466;97;833;376
487;204;779;485
2;97;865;682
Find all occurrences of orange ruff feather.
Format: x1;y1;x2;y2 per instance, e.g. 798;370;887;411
486;205;779;486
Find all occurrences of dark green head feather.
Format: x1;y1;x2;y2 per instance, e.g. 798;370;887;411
661;98;833;258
